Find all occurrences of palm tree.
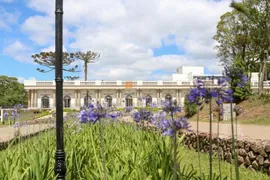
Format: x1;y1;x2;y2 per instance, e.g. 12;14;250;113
75;51;100;81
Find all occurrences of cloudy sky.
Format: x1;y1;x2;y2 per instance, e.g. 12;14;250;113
0;0;233;82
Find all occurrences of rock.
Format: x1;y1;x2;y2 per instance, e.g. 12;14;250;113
248;165;256;172
225;152;232;163
237;140;244;148
256;155;264;166
258;145;267;157
238;156;245;164
238;148;248;156
245;142;250;151
265;144;270;153
248;151;256;160
252;160;259;170
245;156;251;166
264;159;270;167
250;143;258;153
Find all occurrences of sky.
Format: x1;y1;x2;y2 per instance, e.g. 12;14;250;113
0;0;233;83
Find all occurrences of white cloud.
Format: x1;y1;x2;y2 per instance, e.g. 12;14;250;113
22;0;232;80
0;6;20;30
2;41;34;63
17;76;36;84
41;45;67;52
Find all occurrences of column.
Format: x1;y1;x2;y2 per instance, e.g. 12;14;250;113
156;89;159;105
176;90;179;105
0;109;3;123
179;90;182;106
78;90;81;107
74;90;77;108
28;90;31;108
119;90;122;107
31;90;34;108
98;90;101;103
53;90;56;108
160;90;163;102
95;90;98;104
34;90;37;108
116;90;119;106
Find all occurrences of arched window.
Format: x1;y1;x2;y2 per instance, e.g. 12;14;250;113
165;94;172;102
105;95;112;107
42;96;50;108
125;95;133;107
145;95;152;106
63;95;71;108
84;96;92;106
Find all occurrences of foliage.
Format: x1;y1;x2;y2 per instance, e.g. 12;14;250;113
34;110;51;119
74;51;100;81
224;62;250;103
32;52;80;80
184;97;198;117
0;76;27;107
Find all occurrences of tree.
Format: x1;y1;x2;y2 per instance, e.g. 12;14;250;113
32;51;80;80
213;9;259;76
74;51;100;81
231;0;270;94
0;76;27;108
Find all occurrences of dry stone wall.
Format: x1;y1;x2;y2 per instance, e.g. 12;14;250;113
181;131;270;175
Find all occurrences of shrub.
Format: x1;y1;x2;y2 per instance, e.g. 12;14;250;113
183;97;198;117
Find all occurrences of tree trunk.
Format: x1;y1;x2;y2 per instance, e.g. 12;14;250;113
84;62;87;81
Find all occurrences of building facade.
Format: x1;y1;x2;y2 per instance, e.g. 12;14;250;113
24;66;268;109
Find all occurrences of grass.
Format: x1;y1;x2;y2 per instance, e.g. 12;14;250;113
180;147;270;180
0;120;269;179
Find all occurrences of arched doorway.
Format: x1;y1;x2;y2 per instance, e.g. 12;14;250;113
165;94;172;102
105;95;112;107
84;95;92;106
125;95;133;107
145;95;152;106
63;95;71;108
42;96;50;108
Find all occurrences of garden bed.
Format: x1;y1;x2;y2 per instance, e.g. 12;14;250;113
0;120;269;179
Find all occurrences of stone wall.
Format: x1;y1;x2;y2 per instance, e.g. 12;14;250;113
182;131;270;175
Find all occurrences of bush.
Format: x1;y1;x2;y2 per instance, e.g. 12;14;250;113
183;97;198;117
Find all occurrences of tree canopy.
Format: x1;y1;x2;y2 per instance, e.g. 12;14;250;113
74;51;100;81
32;51;80;80
0;76;27;108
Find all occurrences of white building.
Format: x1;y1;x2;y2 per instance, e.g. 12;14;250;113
24;66;265;109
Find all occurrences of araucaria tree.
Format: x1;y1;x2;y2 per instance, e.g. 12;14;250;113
32;51;80;80
74;51;100;81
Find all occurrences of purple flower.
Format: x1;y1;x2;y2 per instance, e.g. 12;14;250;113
161;100;181;114
155;117;190;136
125;106;133;113
3;112;8;118
78;103;120;124
14;121;19;128
132;108;153;123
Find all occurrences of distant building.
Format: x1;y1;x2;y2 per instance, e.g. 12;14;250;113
24;66;268;109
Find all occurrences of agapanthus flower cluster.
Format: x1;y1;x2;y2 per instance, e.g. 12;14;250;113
187;79;233;106
153;111;190;136
161;99;181;115
125;106;133;113
78;103;120;124
132;108;154;123
224;65;248;87
3;112;9;119
150;101;158;108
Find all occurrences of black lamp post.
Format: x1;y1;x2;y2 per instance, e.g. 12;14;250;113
54;0;66;179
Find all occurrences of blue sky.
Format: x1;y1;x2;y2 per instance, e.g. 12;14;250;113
0;0;230;82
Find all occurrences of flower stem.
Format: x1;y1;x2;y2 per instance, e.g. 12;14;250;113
196;109;202;177
217;99;222;180
99;119;107;180
209;99;213;180
230;102;239;180
171;112;178;180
